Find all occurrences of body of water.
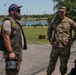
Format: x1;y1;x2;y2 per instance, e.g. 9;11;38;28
0;22;2;25
19;20;48;26
0;20;48;26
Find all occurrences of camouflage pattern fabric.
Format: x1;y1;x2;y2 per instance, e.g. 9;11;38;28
47;17;76;47
46;47;70;74
47;17;76;75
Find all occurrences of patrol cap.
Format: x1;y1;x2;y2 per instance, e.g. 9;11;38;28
58;6;66;11
8;4;22;12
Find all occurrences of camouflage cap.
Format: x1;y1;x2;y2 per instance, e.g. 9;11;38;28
58;6;66;11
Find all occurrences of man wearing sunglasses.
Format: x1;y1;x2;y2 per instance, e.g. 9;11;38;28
1;4;27;75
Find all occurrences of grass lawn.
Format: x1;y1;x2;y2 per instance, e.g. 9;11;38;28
0;26;76;46
23;27;50;45
0;26;49;45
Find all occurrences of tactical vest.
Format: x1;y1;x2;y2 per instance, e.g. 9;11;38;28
1;17;27;54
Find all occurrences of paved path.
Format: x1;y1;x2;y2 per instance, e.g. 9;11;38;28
0;45;76;75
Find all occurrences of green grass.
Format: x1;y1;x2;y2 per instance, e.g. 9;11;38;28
0;26;49;45
23;27;76;46
23;27;49;45
0;26;76;46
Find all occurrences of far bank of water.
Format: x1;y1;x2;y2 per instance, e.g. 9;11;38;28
19;20;48;26
0;20;48;26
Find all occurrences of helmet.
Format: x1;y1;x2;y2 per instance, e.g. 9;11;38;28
5;60;18;69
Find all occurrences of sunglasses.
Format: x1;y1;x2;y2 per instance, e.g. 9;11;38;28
15;9;20;12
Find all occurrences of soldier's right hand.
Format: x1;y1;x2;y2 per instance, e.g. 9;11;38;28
68;40;73;47
50;41;54;46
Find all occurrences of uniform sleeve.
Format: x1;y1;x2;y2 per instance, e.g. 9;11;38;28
47;21;53;41
71;20;76;30
3;20;11;32
70;19;76;41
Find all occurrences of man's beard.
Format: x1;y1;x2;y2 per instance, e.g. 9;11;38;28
15;15;21;20
16;16;21;20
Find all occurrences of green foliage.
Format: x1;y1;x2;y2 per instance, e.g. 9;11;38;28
31;23;48;26
23;28;49;45
72;16;76;21
31;23;43;26
47;15;54;23
52;0;76;21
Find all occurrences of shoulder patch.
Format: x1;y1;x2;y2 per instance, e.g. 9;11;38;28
12;23;18;27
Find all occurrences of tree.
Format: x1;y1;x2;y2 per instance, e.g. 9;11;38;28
47;15;54;24
52;0;76;20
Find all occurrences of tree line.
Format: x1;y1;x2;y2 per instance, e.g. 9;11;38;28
0;14;54;24
52;0;76;21
0;0;76;23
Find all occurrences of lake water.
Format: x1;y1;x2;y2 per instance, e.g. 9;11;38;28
0;20;48;26
0;22;2;25
19;20;48;26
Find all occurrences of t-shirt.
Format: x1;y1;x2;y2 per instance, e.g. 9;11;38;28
3;20;11;31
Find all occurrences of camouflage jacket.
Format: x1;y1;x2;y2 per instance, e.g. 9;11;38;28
47;17;76;47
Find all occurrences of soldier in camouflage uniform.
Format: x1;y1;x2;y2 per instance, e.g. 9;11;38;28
1;4;27;75
46;6;76;75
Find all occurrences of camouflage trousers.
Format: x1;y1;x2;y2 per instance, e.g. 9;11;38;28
3;53;22;75
46;46;70;75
